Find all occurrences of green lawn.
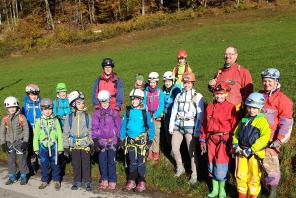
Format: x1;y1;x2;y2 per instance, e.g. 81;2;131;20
0;6;295;197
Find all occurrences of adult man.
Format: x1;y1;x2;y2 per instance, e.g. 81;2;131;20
260;68;293;198
92;58;124;111
209;46;253;111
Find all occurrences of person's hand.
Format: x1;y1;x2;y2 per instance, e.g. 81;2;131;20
63;148;70;157
200;143;207;155
34;151;39;158
209;79;217;86
269;139;281;151
242;148;253;158
21;142;28;151
233;144;243;155
146;140;153;150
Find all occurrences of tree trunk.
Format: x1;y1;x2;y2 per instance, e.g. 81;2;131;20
142;0;145;16
177;0;180;11
44;0;55;30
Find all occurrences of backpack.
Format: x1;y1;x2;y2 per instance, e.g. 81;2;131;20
68;111;90;130
3;114;24;129
126;106;148;130
174;63;189;80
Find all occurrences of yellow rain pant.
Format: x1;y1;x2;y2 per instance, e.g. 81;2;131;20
235;155;261;196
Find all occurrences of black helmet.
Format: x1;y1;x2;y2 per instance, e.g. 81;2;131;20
101;58;114;68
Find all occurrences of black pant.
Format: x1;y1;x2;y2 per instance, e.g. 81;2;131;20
71;149;91;183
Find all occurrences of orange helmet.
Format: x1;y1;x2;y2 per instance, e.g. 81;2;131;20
182;72;196;82
177;50;188;59
213;82;231;94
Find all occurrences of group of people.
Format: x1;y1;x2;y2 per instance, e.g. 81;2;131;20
0;46;293;198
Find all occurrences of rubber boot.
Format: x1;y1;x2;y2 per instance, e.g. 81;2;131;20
268;186;277;198
20;173;27;185
208;179;219;197
218;181;226;198
238;192;247;198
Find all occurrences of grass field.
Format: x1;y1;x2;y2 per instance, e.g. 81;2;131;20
0;6;296;198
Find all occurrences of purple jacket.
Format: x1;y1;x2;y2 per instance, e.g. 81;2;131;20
91;107;121;146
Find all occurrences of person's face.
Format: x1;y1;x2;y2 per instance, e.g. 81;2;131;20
100;101;110;109
224;47;238;65
149;80;157;89
246;106;260;117
76;100;85;111
136;80;143;86
58;91;67;99
183;81;193;91
7;107;17;114
262;78;277;92
103;66;113;75
214;93;227;103
131;97;141;108
42;108;53;117
164;80;173;89
178;57;186;64
28;93;38;102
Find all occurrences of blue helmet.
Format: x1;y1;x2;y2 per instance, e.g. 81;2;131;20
261;68;280;82
245;92;265;109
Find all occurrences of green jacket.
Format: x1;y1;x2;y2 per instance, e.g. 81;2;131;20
33;114;63;152
233;113;271;158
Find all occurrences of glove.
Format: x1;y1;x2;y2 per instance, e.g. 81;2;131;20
21;142;28;151
242;148;253;158
269;139;282;151
64;148;70;157
200;143;207;155
146;140;153;150
233;144;243;155
1;143;9;153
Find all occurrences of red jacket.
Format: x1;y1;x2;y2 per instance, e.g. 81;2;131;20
200;100;238;142
214;63;253;107
262;90;293;143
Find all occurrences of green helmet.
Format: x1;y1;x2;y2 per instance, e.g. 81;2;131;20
56;83;67;93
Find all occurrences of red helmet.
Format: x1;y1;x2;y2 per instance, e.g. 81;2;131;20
182;72;196;82
177;50;188;59
213;82;231;94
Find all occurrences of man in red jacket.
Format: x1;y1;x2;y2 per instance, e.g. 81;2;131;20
208;46;253;112
260;68;294;198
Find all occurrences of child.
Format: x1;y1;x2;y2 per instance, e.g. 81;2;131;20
63;91;93;191
134;73;146;90
162;71;181;152
172;50;192;87
92;90;121;190
169;71;204;184
144;72;164;161
200;82;237;197
232;92;271;198
33;98;63;190
21;83;42;175
120;88;155;192
53;83;71;130
0;96;29;185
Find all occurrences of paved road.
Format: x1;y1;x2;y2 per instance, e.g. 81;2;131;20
0;162;167;198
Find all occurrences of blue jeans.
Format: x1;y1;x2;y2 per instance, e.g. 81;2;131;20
98;148;117;182
39;144;60;182
127;144;146;182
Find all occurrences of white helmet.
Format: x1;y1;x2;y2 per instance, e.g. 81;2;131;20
25;84;40;94
148;72;159;82
68;90;85;107
129;89;144;99
97;90;111;102
4;96;19;108
163;71;174;81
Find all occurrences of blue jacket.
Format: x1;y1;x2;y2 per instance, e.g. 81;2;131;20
143;86;165;119
163;84;181;115
120;107;155;141
53;97;72;128
21;96;42;129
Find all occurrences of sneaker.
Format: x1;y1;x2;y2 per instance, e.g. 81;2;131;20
71;184;79;190
174;166;185;177
98;180;108;190
85;182;92;191
188;174;197;184
108;182;116;190
5;178;15;185
38;182;48;189
124;180;136;191
54;182;61;191
135;181;146;192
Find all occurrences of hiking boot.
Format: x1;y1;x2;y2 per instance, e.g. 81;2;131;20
108;182;116;190
71;184;79;190
85;182;92;191
38;182;48;189
19;174;27;185
268;186;277;198
5;178;15;185
174;166;185;177
188;174;197;184
135;181;146;192
54;181;61;191
98;180;108;190
124;180;136;191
